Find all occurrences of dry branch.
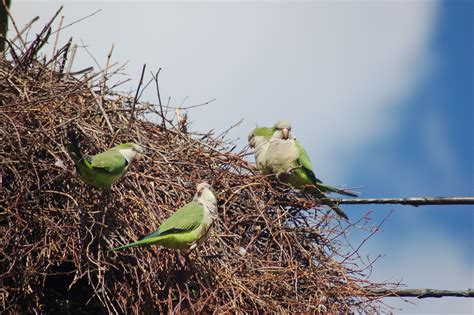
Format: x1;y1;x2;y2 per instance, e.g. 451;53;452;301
335;196;474;206
372;288;474;299
11;16;39;44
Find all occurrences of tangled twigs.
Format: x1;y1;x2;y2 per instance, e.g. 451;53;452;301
0;12;395;314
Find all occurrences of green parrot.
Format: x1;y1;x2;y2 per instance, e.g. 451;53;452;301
248;121;357;220
109;182;218;251
248;126;274;174
66;131;143;188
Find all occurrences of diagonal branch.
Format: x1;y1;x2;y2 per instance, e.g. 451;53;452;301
125;64;146;140
333;196;474;206
371;288;474;299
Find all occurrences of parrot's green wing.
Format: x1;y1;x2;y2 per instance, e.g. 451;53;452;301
294;140;321;183
144;201;204;239
90;150;127;175
109;201;205;251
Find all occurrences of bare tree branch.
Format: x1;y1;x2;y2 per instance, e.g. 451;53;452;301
334;196;474;206
125;64;146;140
371;288;474;299
12;16;39;43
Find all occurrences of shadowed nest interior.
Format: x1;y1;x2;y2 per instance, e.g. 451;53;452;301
0;12;392;314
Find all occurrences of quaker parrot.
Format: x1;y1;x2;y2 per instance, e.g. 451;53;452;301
109;182;218;251
248;121;357;220
248;126;274;174
66;130;143;188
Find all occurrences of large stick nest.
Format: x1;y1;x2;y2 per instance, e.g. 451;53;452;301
0;12;390;313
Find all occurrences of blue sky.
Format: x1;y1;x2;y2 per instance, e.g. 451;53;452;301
12;1;473;313
347;0;473;250
346;1;473;312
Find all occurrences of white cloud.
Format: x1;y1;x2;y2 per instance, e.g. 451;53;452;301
368;229;474;314
422;110;464;191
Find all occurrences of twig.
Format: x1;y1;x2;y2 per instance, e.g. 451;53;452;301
165;98;216;111
22;6;62;67
91;89;114;134
175;107;187;132
341;210;393;264
57;37;72;75
153;68;167;129
52;15;64;57
2;0;26;48
64;43;77;74
66;66;93;76
11;16;39;43
50;9;102;35
334;196;474;206
80;39;101;70
181;98;216;110
96;43;115;134
125;64;146;140
371;288;474;299
215;118;243;140
102;44;114;85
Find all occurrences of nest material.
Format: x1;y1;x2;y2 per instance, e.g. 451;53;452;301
0;16;389;314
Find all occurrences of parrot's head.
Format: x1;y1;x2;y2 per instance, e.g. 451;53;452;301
195;182;218;205
273;120;292;140
115;142;144;163
248;126;273;149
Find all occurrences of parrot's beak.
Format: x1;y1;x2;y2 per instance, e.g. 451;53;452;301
134;153;143;161
282;128;289;140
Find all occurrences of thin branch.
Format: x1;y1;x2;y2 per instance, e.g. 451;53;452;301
3;0;26;48
64;43;77;74
372;288;474;299
11;16;39;43
21;6;62;68
91;89;114;134
50;9;102;35
125;64;146;140
97;43;115;134
153;68;167;129
52;15;64;57
175;107;188;132
341;210;393;264
334;196;474;206
166;98;216;110
80;39;101;70
57;37;72;75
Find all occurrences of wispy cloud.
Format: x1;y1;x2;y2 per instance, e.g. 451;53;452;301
368;227;473;314
422;110;464;191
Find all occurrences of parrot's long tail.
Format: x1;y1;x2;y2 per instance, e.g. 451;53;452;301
108;236;162;252
306;187;349;220
66;128;83;164
316;183;359;197
324;199;349;220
